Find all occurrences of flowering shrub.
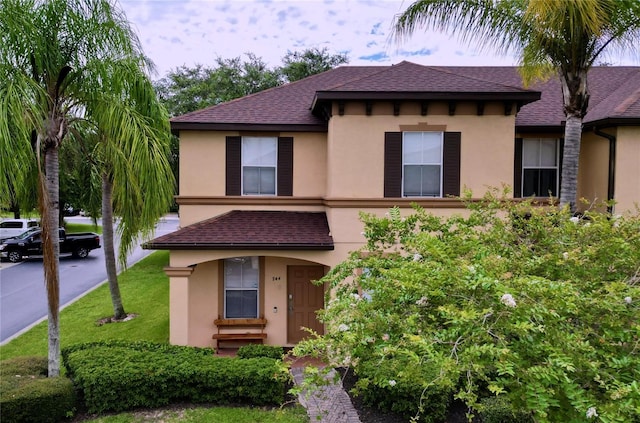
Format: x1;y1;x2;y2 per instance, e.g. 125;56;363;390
295;192;640;422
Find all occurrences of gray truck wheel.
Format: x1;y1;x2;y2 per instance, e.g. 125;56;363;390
73;247;89;258
8;251;23;263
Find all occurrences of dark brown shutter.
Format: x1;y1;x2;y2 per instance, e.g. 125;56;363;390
225;136;241;196
558;138;564;198
442;132;461;197
384;132;402;197
277;137;293;196
514;138;523;198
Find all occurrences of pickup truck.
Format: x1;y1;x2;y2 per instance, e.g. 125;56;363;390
0;228;101;263
0;219;40;243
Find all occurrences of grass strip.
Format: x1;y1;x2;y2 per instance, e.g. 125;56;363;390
0;251;169;359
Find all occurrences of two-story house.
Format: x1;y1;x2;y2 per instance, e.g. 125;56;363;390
145;62;640;349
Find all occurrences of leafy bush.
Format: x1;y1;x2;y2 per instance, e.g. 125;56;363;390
480;396;533;423
0;356;76;422
295;192;640;423
62;340;290;414
237;344;284;360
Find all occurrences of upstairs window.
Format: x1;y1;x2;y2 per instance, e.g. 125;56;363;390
384;131;460;198
242;137;277;195
403;132;443;197
224;256;260;319
521;138;559;197
226;136;293;196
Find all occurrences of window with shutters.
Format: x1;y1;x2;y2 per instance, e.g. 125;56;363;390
403;132;443;197
242;137;277;195
224;257;259;318
384;131;460;198
226;136;293;197
521;138;559;197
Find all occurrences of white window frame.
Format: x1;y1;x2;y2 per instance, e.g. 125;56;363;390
402;131;444;198
522;138;560;197
223;256;260;319
241;136;277;196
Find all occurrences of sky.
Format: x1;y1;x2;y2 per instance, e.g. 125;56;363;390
119;0;637;80
119;0;520;79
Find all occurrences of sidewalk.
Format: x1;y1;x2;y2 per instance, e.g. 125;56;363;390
290;366;362;423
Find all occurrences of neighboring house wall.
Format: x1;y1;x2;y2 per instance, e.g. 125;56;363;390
615;126;640;214
577;131;611;211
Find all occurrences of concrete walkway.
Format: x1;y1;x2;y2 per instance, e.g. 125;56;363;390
290;367;361;423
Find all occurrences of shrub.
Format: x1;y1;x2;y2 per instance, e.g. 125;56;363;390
237;344;284;360
480;396;533;423
295;192;640;423
0;356;77;422
62;340;290;414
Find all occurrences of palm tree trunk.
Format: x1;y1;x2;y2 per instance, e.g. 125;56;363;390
560;114;583;212
558;68;589;213
102;172;126;320
43;145;61;377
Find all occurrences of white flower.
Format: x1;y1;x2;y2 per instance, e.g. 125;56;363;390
351;293;361;301
468;265;476;274
382;333;390;341
338;323;350;332
388;380;397;387
570;216;580;224
586;407;598;419
416;296;429;306
562;252;569;260
625;296;632;304
501;293;517;308
413;253;423;261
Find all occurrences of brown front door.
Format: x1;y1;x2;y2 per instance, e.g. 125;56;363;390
287;265;325;344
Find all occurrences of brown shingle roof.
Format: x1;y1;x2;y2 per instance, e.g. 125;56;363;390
144;211;334;250
170;62;640;131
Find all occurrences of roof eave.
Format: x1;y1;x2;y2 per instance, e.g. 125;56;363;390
311;91;541;114
583;117;640;129
143;242;335;251
170;122;328;132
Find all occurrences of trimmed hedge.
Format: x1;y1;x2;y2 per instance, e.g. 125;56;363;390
237;344;284;360
62;340;290;414
480;396;534;423
0;356;77;422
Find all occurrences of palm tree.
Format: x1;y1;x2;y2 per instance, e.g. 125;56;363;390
0;0;173;376
393;0;640;211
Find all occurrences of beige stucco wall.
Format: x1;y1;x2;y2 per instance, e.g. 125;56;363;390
178;131;327;198
326;102;516;198
614;126;640;214
577;131;610;210
167;256;326;348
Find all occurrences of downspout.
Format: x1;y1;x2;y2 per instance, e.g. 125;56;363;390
593;128;616;214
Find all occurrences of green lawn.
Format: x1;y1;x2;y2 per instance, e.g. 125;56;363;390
0;251;170;359
65;221;103;234
0;250;308;422
80;406;308;423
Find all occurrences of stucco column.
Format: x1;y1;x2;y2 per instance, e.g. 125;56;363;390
164;266;194;345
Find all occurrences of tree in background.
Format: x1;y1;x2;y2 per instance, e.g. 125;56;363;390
0;0;172;375
155;48;350;117
393;0;640;211
281;47;348;82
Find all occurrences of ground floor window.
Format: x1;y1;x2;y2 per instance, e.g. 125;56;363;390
522;138;559;197
224;256;259;318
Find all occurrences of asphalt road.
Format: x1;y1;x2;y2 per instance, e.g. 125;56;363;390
0;215;178;344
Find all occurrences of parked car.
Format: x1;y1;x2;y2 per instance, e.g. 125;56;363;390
0;228;101;263
0;219;40;243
